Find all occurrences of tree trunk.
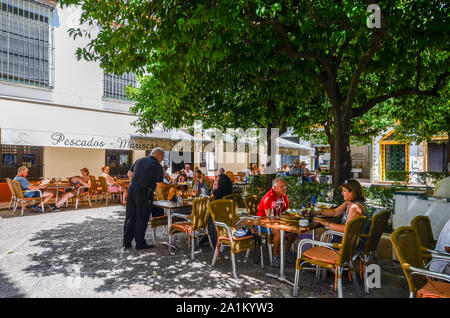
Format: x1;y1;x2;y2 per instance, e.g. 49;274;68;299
266;125;276;188
332;112;352;191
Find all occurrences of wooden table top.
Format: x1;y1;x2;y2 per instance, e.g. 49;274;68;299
241;216;322;234
44;183;74;188
153;200;193;209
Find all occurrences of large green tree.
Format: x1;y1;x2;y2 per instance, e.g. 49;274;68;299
59;0;450;188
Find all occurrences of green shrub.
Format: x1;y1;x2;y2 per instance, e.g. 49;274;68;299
363;184;408;212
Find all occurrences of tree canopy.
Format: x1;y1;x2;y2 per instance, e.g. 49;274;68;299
59;0;450;187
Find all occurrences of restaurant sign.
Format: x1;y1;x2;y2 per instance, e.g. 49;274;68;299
1;129;183;151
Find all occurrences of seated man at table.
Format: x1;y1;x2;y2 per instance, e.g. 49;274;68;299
289;160;302;177
184;164;194;180
14;166;55;212
257;178;298;268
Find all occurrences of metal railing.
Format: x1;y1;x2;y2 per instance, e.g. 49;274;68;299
103;72;137;100
0;0;55;88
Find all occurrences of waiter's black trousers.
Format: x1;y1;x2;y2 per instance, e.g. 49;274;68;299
123;184;152;248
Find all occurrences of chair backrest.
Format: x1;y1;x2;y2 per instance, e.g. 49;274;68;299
410;215;435;250
98;176;108;192
155;187;169;201
225;171;235;182
208;199;235;237
191;197;210;230
89;176;97;194
390;226;428;294
237;171;246;181
337;215;366;266
10;180;25;200
5;178;15;198
364;210;391;254
243;195;260;216
223;193;242;212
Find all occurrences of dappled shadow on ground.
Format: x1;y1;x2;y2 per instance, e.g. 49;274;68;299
0;269;25;298
23;211;361;297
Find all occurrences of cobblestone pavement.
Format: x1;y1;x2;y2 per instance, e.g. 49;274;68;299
0;206;408;298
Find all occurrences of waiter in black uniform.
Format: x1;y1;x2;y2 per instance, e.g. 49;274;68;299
123;147;164;250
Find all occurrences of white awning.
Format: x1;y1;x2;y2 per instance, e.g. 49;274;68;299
0;98;195;150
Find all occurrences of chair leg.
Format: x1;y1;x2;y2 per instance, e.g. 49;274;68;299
231;252;237;279
350;268;360;291
245;250;250;259
293;268;300;296
88;197;92;208
106;193;108;206
191;235;195;260
364;255;369;294
207;234;214;252
9;197;13;210
21;201;25;216
211;244;218;267
75;198;79;210
152;227;157;245
268;242;273;266
409;292;414;298
337;267;344;298
168;232;172;254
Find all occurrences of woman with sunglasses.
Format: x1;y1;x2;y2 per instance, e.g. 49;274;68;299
314;179;367;243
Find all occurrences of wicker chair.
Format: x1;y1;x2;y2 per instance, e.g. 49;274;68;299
169;197;214;259
322;210;391;294
156;186;170;201
5;178;17;210
243;195;260;216
411;215;437;250
98;176;112;205
242;195;274;265
294;215;366;298
225;171;235;182
390;226;450;298
72;177;94;210
223;193;242;216
10;180;45;216
208;199;263;278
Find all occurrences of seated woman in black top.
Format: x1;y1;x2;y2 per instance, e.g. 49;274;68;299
204;170;233;247
211;172;233;199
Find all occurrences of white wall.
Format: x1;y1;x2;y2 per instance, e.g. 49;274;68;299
43;146;105;178
0;5;133;113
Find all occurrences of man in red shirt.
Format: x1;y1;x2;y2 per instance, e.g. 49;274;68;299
257;178;297;267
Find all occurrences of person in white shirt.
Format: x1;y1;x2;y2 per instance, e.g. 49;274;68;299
184;164;194;179
242;166;252;178
434;162;450;198
430;218;450;274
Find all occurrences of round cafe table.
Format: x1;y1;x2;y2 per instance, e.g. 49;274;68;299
44;183;74;202
241;215;322;286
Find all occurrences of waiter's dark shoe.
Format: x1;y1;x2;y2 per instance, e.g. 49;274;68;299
135;243;155;250
122;243;132;249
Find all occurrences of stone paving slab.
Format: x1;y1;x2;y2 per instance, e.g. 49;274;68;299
0;206;408;298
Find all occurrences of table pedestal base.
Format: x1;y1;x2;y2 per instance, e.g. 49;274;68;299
265;273;295;286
